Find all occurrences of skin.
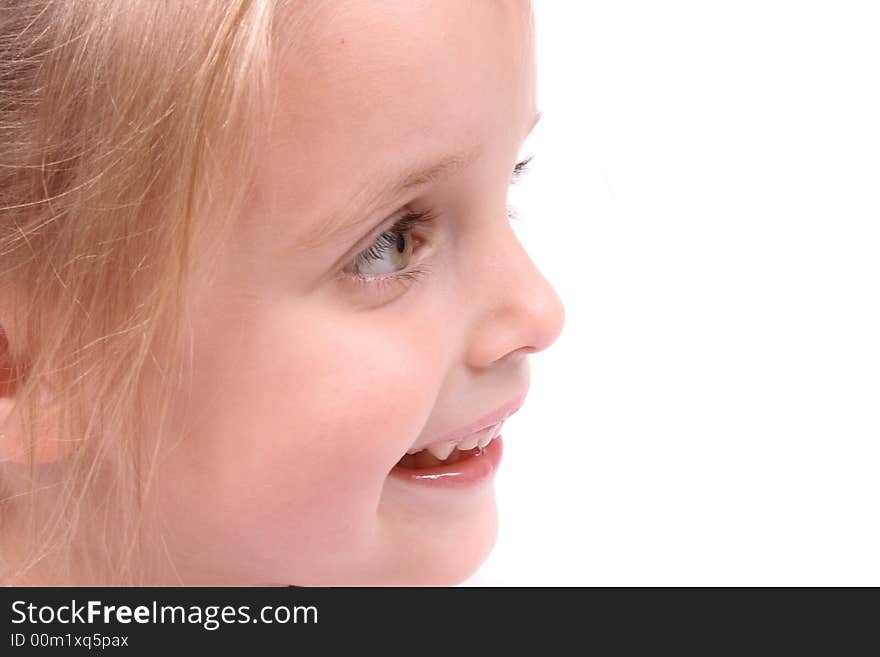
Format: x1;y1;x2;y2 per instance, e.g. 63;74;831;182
148;0;565;585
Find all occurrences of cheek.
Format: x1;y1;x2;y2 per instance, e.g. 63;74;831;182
164;300;441;573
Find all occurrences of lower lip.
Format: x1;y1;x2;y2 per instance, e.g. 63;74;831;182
387;437;504;489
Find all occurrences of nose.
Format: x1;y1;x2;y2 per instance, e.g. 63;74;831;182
464;215;566;368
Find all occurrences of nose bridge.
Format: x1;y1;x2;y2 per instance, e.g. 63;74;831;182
464;217;566;367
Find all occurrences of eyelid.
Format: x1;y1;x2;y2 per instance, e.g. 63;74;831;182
345;261;433;298
349;214;404;265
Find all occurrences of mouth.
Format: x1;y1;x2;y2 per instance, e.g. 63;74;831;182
388;422;505;488
387;389;526;489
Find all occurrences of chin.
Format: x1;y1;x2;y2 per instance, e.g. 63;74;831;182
277;499;501;586
384;512;500;587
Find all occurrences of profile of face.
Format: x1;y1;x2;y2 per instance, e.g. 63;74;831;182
150;0;565;585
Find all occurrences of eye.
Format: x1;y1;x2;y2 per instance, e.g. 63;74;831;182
342;209;435;279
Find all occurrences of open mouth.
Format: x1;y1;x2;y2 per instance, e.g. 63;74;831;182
387;422;506;489
393;421;503;470
386;391;525;488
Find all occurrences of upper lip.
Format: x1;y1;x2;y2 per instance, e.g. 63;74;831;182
407;387;529;453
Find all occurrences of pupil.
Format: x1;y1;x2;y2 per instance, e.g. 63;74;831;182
396;232;405;253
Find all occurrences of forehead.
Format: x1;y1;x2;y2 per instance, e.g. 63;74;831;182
276;0;534;134
255;0;535;241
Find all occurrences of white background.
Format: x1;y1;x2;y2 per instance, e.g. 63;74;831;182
463;0;880;585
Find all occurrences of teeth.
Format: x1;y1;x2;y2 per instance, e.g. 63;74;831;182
477;423;502;449
426;441;457;461
406;422;505;462
457;434;481;451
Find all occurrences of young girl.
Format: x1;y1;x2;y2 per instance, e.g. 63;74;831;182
0;0;564;586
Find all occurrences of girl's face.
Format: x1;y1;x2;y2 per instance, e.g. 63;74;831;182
151;0;564;585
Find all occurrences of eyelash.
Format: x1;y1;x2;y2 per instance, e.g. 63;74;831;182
345;209;437;294
510;154;533;185
344;155;534;294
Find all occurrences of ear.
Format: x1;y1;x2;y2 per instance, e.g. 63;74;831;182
0;327;75;465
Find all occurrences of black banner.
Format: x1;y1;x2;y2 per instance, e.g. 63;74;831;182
0;587;872;652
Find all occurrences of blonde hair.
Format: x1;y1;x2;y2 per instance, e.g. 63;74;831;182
0;0;304;584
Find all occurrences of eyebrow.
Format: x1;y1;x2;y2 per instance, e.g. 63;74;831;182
302;111;542;250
